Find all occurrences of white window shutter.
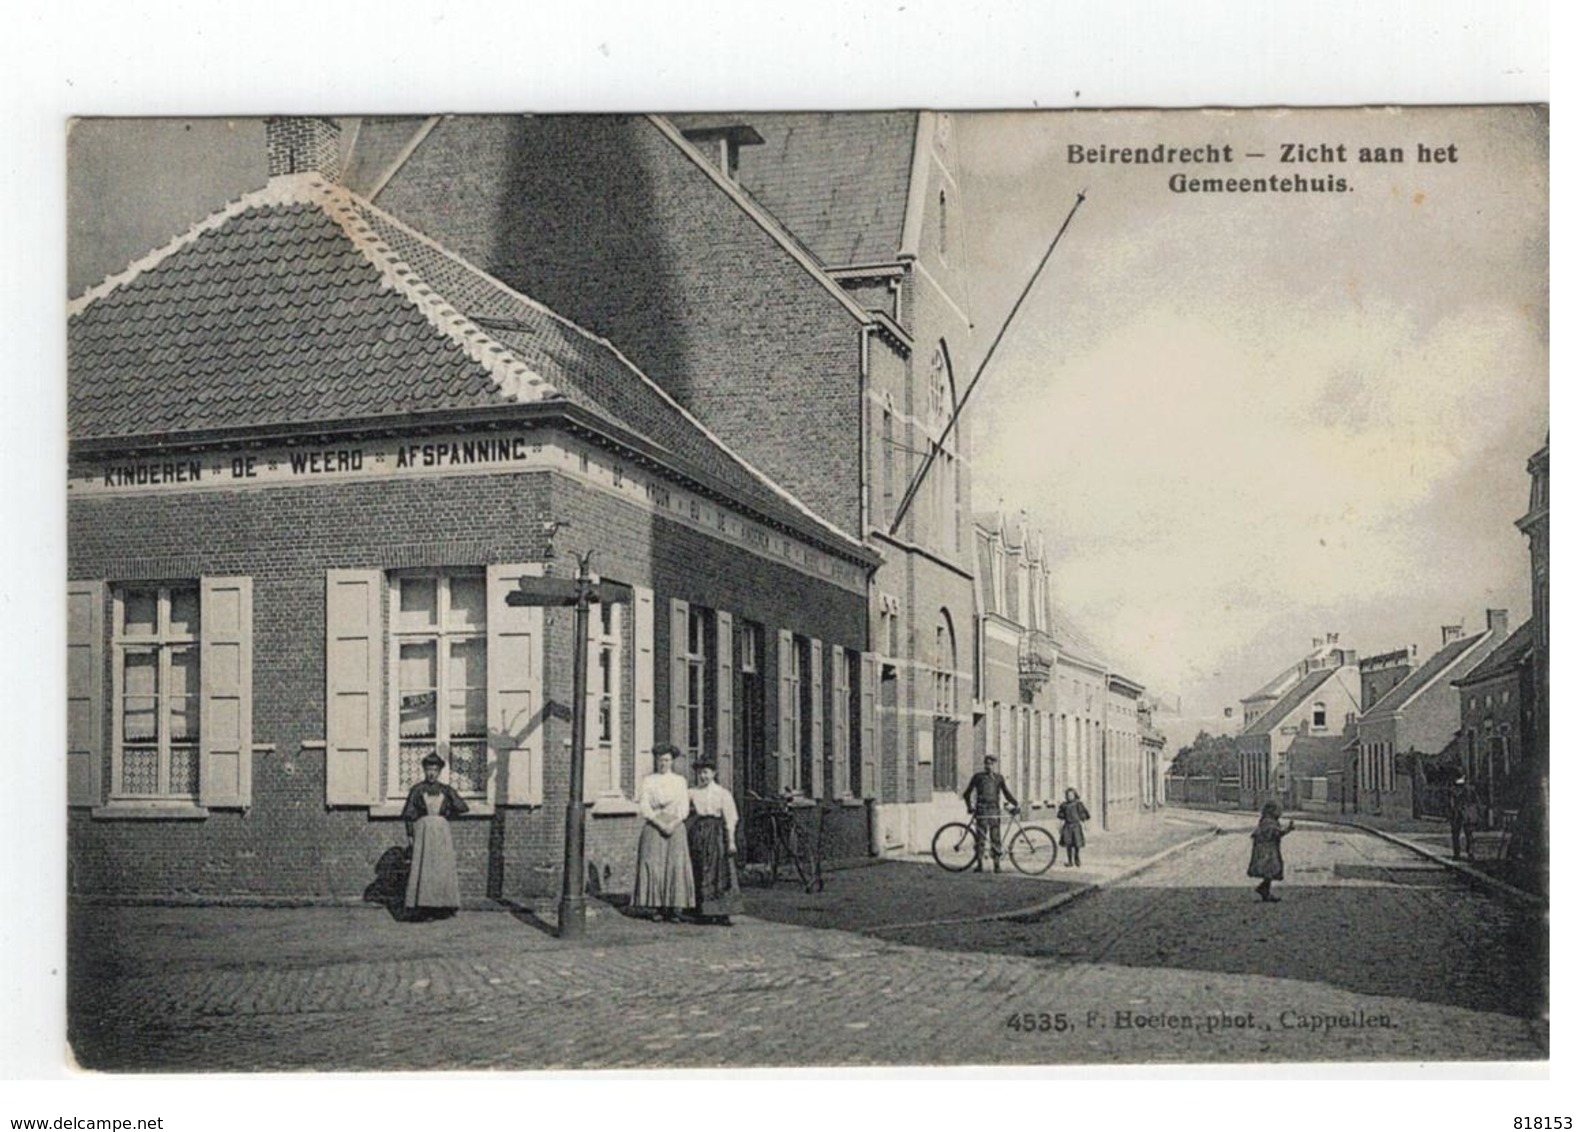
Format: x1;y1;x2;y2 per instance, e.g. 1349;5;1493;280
488;564;544;806
634;585;655;777
670;598;689;753
67;581;105;807
777;628;795;792
199;576;253;808
831;648;850;799
810;638;824;799
325;569;383;806
859;652;878;800
715;610;734;790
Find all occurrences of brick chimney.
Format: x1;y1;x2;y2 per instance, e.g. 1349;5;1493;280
266;117;341;182
1441;623;1464;645
1486;608;1509;636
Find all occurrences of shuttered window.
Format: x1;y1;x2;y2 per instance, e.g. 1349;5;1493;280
92;577;253;812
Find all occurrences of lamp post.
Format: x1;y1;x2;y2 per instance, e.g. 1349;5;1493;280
507;550;632;939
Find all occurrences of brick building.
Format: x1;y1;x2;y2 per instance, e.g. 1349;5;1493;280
335;113;978;851
1353;611;1509;818
65;123;881;902
1453;620;1535;820
972;513;1153;831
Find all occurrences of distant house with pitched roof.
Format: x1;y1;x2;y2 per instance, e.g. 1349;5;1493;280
1355;610;1510;818
1453;618;1535;819
66;118;882;901
1236;650;1360;809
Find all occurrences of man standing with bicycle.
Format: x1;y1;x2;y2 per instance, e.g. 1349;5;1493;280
962;755;1019;873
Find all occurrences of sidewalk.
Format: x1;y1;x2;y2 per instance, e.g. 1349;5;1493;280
739;810;1220;933
1171;802;1546;905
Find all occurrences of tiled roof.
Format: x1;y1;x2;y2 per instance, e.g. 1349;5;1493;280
1455;619;1534;686
1365;631;1491;717
69;192;518;439
668;112;918;267
1240;669;1337;737
68;175;867;556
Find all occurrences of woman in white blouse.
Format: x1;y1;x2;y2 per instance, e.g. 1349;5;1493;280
686;759;743;925
632;745;696;921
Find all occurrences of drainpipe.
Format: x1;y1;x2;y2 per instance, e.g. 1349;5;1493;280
859;324;874;541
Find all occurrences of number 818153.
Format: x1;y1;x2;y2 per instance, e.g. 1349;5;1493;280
1514;1119;1571;1129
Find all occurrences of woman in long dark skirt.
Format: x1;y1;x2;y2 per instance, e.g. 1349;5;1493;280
686;760;743;925
1248;800;1296;902
1056;788;1090;867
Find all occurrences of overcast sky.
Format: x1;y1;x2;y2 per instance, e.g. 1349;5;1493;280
958;106;1547;730
67;107;1548;738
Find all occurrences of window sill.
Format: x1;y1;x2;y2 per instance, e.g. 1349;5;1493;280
369;802;496;819
590;794;640;817
92;802;209;821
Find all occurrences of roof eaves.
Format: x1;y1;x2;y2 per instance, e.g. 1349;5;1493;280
645;114;877;328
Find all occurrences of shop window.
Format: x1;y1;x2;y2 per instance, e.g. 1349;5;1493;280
392;571;489;798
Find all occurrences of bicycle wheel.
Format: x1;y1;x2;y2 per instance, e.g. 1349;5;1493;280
932;822;979;872
1008;826;1058;875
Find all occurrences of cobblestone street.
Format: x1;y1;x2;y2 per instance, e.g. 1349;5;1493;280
67;815;1546;1071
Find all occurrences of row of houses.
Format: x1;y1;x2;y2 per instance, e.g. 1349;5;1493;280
1232;439;1549;842
67;114;1157;903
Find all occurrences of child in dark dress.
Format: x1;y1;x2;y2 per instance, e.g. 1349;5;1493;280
1247;801;1295;902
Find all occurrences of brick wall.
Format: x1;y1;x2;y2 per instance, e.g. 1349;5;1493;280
67;460;865;902
374;115;866;537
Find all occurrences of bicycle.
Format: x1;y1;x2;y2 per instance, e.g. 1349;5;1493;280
744;788;825;893
931;808;1057;875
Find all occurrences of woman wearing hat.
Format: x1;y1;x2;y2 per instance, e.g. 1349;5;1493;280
632;745;696;921
686;759;743;925
400;751;469;920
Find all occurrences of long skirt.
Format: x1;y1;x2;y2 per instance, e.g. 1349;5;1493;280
1247;838;1285;880
633;823;696;911
406;815;462;910
687;815;743;917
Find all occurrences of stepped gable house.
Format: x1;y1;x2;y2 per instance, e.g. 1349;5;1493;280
346;112;978;851
66;119;880;901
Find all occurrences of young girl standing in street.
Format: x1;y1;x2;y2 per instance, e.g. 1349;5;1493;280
1248;801;1296;902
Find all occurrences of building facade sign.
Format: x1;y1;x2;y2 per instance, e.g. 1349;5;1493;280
71;429;868;595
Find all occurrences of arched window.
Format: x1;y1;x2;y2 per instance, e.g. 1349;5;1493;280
934;610;957;716
930;343;953;427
